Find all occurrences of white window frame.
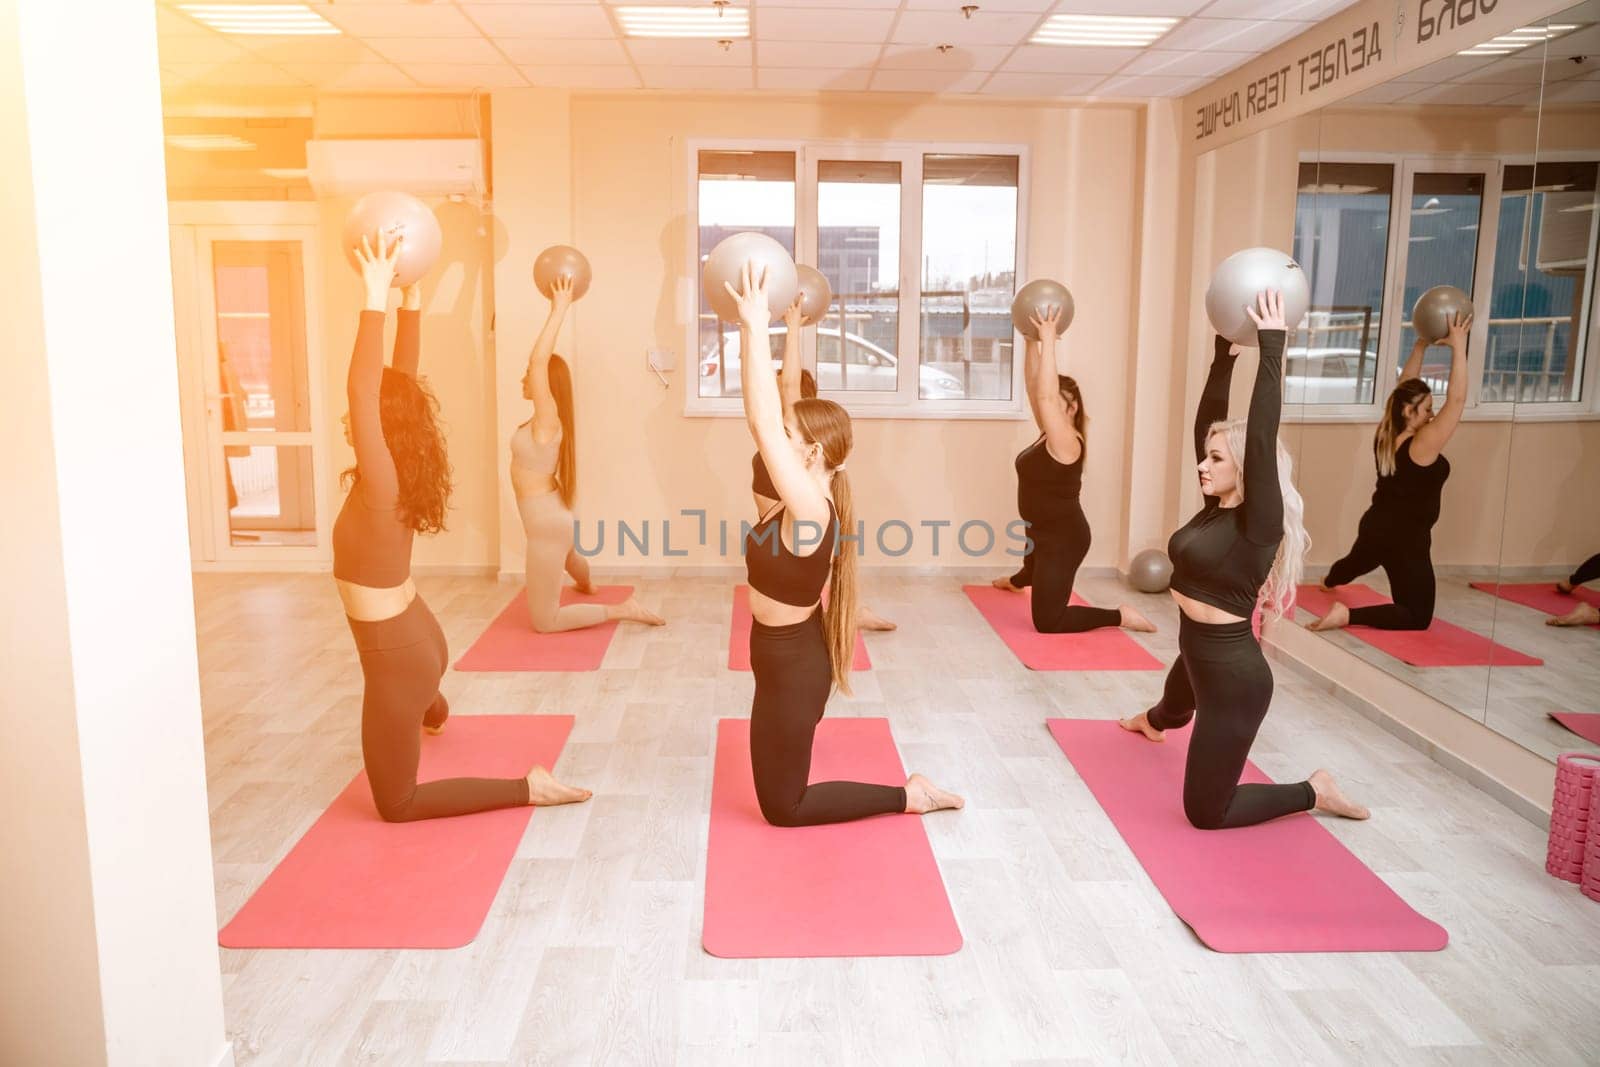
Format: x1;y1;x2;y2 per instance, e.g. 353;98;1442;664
1290;150;1600;423
682;137;1030;420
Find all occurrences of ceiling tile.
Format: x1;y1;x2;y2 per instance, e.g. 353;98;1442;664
1001;46;1143;75
981;72;1106;96
756;68;873;91
460;4;616;38
877;44;1014;72
363;37;507;65
498;38;629;65
904;0;1057;9
638;66;756;90
243;36;383;64
156;7;212;36
1156;17;1314;52
280;62;417;89
1118;48;1254;77
310;3;482;38
1049;0;1211;13
759;0;901;8
1547;24;1600;58
160;62;308;87
1199;0;1357;19
1093;72;1210;97
891;10;1044;47
1400;80;1536;106
625;39;753;67
157;35;254;64
755;8;895;42
1450;57;1548;87
758;41;883;69
399;62;530;88
1394;55;1488;83
869;69;990;94
518;65;642;89
1537;77;1600;103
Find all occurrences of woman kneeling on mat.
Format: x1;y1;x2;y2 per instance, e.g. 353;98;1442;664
1551;552;1600;627
992;304;1153;635
727;261;962;826
514;274;663;632
750;297;895;633
1310;313;1470;633
1120;291;1366;829
339;233;589;821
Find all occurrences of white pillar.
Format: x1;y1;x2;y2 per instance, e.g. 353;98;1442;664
0;2;229;1064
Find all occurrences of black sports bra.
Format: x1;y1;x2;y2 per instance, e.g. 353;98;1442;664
752;451;778;499
745;500;837;608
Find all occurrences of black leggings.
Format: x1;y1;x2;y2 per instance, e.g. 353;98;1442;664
1325;517;1435;631
748;608;906;827
1145;615;1315;830
1569;553;1600;588
1009;515;1120;634
349;596;529;822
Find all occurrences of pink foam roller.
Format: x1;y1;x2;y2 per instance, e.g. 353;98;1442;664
1547;752;1600;885
1584;777;1600;904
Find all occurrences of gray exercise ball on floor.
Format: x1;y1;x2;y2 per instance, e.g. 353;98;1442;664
1010;278;1075;341
1128;549;1173;593
1411;284;1472;343
1203;247;1310;346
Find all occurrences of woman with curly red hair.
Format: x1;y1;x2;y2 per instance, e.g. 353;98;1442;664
337;232;590;822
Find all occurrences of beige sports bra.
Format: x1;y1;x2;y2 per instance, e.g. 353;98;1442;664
511;421;560;475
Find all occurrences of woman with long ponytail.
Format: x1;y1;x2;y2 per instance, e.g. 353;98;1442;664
993;305;1154;635
513;274;664;632
1120;290;1367;829
726;260;962;826
1311;314;1470;632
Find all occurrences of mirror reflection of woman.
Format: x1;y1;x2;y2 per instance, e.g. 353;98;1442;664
1310;313;1470;633
729;262;962;826
514;274;664;632
750;297;896;633
338;233;590;820
1550;553;1600;627
1120;292;1367;829
992;304;1154;636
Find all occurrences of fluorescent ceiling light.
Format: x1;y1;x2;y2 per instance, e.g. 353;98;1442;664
166;133;257;151
616;5;749;39
1031;14;1177;48
261;167;309;179
177;4;339;36
1458;22;1578;55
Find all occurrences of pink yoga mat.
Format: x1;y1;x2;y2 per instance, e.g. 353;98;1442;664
454;585;631;672
1047;719;1447;953
962;584;1161;671
1470;581;1600;629
1551;712;1600;747
220;715;572;949
702;717;962;959
727;584;870;671
1296;584;1542;668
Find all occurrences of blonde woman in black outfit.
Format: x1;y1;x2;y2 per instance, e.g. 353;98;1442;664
1120;292;1367;829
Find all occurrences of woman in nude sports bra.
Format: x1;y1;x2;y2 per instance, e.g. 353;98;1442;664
513;274;663;633
726;260;962;827
337;232;590;821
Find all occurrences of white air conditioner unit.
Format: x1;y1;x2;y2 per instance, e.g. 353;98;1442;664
305;138;485;198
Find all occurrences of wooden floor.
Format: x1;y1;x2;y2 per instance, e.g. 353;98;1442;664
197;572;1600;1066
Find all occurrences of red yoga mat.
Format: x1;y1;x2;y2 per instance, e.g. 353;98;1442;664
962;584;1162;671
727;584;870;671
454;585;631;672
702;717;962;959
1551;712;1600;747
1296;584;1542;668
219;715;572;949
1470;581;1600;629
1047;719;1447;953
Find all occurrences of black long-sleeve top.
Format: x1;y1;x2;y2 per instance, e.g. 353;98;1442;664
1167;330;1286;618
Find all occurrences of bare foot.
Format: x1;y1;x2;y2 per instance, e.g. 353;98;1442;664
1308;769;1369;820
422;694;449;736
1317;580;1334;593
1556;579;1574;595
992;575;1023;592
526;766;592;806
1308;601;1350;631
609;596;665;626
573;578;598;595
1119;605;1157;633
857;605;898;632
1118;710;1165;742
1547;602;1600;627
903;773;964;814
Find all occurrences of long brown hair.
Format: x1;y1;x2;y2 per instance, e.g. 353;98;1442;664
1376;378;1430;477
342;367;452;533
792;397;857;695
1058;375;1087;456
800;369;818;399
548;354;578;509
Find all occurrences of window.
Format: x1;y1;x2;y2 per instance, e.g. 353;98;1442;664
689;142;1026;418
1396;171;1484;398
1484;162;1599;404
